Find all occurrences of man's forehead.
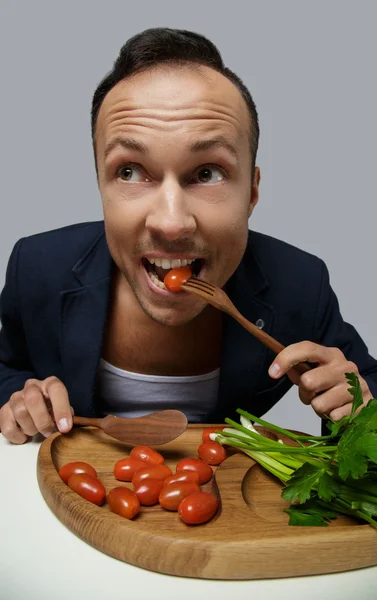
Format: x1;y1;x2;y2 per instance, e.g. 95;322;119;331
97;65;250;139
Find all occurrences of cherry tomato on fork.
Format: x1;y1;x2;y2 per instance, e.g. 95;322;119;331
59;461;97;484
164;266;192;292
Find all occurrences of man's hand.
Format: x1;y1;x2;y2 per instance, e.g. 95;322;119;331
268;341;372;420
0;377;73;444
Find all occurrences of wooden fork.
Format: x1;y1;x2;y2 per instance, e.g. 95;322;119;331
180;277;311;377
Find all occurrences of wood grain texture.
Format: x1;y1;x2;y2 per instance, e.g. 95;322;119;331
37;425;377;580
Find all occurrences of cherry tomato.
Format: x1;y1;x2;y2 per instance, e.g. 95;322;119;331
164;266;192;293
108;487;140;519
59;461;97;484
176;457;213;484
163;471;200;487
130;445;164;466
134;478;165;506
198;441;227;465
202;426;225;443
178;491;219;525
132;464;173;487
67;473;106;506
159;482;201;511
114;457;146;482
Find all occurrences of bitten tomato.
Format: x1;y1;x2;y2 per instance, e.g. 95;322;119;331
164;266;192;293
202;426;226;443
114;457;146;482
178;491;219;525
176;457;213;484
130;445;164;466
159;482;201;511
108;487;140;519
198;441;227;465
67;473;106;506
132;464;173;487
163;471;200;487
134;478;165;506
59;461;97;484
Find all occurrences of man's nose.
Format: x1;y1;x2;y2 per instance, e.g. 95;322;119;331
145;178;196;240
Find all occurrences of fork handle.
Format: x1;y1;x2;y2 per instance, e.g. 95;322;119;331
228;310;312;377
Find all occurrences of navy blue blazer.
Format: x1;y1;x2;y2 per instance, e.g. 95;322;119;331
1;221;377;432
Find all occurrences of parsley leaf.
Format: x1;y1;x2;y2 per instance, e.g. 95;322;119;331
345;371;364;421
353;398;377;431
337;426;377;479
281;463;323;503
285;499;339;527
316;470;341;502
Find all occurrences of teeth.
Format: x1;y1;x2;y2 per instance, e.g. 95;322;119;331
148;270;166;289
146;257;196;268
161;258;172;269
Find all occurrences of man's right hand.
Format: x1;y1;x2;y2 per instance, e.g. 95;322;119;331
0;376;73;444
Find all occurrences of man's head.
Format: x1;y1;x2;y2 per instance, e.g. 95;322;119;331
91;28;259;172
92;28;261;326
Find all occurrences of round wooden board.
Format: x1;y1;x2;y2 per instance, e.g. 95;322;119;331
37;425;377;580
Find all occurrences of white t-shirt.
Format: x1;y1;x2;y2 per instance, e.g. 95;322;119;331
97;358;220;422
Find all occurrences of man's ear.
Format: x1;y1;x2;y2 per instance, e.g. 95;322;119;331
248;166;261;217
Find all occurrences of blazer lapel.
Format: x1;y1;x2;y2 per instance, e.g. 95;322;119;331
60;231;113;416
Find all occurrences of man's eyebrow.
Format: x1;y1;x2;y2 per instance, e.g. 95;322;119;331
190;137;239;158
104;137;148;160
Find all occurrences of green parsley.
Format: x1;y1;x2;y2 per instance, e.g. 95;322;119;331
213;373;377;527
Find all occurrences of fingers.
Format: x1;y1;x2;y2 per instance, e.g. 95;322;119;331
40;377;72;433
0;377;73;444
0;398;29;444
269;341;344;381
23;379;57;437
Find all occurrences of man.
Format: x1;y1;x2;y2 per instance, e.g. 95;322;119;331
1;28;376;444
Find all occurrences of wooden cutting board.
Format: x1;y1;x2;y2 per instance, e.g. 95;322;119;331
37;424;377;579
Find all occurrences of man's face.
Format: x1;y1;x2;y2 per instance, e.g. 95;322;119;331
95;65;260;326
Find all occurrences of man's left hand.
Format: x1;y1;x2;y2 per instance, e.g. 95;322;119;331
268;341;372;420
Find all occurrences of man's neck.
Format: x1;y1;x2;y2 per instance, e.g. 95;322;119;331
102;270;223;377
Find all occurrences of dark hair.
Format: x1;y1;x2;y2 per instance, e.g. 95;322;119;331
91;28;259;170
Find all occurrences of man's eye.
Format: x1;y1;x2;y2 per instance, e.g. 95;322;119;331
117;165;148;182
193;166;225;184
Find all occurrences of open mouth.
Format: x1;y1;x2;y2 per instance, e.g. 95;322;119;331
142;257;204;290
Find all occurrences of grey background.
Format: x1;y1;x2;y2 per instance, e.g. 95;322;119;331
0;0;376;434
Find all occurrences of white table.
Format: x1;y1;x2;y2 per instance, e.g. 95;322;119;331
1;433;377;600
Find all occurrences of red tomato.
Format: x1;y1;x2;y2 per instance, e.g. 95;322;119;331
159;482;200;511
59;461;97;484
108;487;140;519
134;478;165;506
132;464;173;487
178;491;219;525
202;426;225;443
114;457;146;482
164;266;192;293
163;471;200;487
176;457;213;484
130;445;164;466
198;441;227;465
67;473;106;506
